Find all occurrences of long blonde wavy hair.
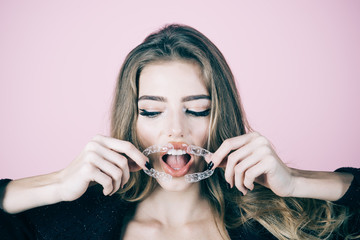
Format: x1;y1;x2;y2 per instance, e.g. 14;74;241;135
110;24;358;239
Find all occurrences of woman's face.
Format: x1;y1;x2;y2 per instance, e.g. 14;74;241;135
136;60;210;191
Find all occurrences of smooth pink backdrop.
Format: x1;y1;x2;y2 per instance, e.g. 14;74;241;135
1;1;359;179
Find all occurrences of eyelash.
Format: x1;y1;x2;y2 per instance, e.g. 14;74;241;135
139;109;211;118
186;109;211;117
139;109;161;118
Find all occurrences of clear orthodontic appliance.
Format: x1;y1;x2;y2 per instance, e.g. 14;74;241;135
143;143;214;183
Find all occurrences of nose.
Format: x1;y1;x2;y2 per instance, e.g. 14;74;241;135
166;110;185;138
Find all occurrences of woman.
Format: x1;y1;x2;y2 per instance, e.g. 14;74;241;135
0;24;359;239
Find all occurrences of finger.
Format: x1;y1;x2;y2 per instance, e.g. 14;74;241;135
232;152;264;194
243;160;269;191
225;148;262;187
92;135;148;171
89;153;123;195
92;169;114;196
211;132;260;168
234;166;248;196
87;142;130;187
224;138;266;182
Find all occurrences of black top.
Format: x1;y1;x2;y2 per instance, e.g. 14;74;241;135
0;167;359;240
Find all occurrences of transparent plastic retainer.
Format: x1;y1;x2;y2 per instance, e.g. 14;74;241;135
143;143;214;183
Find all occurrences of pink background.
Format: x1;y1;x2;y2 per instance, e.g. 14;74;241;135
1;1;359;179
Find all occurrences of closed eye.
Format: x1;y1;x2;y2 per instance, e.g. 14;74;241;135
139;109;161;118
185;109;210;117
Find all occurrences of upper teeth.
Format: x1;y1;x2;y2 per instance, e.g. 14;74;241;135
167;149;186;155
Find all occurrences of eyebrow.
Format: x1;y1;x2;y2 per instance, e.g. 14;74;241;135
138;94;210;102
138;95;166;102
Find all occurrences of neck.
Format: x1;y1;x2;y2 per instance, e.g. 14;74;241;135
135;183;212;226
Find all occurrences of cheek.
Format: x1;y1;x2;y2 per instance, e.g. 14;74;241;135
189;119;209;146
136;118;158;146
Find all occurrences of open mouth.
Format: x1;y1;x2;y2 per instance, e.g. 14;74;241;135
162;151;191;170
160;142;194;177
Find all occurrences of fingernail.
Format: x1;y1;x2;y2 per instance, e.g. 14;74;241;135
207;161;214;170
145;161;152;170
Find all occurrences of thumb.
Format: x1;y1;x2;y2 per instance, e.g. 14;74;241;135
208;151;228;169
128;158;143;172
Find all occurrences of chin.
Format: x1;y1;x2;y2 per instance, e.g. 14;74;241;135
156;177;198;192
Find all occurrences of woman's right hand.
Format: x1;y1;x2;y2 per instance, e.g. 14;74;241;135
2;135;148;214
58;135;149;202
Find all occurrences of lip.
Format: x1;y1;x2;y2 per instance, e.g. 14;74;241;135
159;141;194;177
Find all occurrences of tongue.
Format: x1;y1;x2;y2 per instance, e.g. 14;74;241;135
166;155;187;169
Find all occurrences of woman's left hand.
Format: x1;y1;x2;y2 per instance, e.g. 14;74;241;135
211;132;295;196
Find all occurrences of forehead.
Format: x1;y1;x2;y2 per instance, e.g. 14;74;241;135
138;60;208;96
